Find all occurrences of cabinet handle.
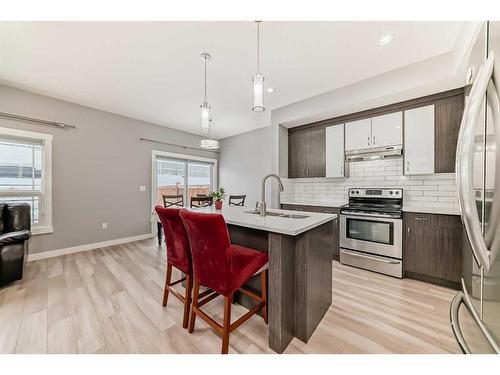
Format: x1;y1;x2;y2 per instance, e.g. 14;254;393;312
340;166;343;176
373;136;376;145
367;136;370;146
407;227;410;236
415;217;428;221
406;161;410;173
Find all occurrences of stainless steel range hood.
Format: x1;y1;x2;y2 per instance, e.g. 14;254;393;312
345;145;403;162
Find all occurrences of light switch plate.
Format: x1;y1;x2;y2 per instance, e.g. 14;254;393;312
139;185;146;192
102;222;108;230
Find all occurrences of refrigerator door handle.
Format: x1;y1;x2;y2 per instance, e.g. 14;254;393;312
456;52;495;272
450;279;500;354
462;279;500;353
484;76;500;266
450;290;471;354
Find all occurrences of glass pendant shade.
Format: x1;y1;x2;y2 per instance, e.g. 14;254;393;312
252;73;265;112
200;139;219;150
200;101;210;132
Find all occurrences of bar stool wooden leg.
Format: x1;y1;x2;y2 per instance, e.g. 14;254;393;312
182;274;193;328
162;263;172;307
221;294;233;354
189;279;200;333
261;270;268;324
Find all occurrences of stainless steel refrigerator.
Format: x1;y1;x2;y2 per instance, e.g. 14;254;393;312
451;20;500;354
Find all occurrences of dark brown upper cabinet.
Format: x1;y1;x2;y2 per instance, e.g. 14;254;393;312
434;94;464;173
288;127;326;178
288;130;307;178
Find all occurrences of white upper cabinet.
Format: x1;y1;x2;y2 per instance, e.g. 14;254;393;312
345;118;371;151
371;111;403;147
326;124;346;178
404;105;435;175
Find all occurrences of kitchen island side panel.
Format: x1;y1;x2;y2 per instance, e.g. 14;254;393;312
227;219;334;353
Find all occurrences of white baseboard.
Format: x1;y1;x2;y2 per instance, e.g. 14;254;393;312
27;233;154;262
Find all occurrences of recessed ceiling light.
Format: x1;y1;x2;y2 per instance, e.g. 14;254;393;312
379;34;395;46
266;87;275;93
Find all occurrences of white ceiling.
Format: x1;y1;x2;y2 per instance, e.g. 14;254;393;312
0;21;465;139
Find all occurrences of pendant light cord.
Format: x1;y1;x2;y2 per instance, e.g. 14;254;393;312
256;21;261;73
204;56;207;102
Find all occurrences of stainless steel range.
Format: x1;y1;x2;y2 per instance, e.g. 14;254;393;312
340;188;403;278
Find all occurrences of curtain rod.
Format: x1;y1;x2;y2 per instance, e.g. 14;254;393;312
0;111;76;129
140;137;219;153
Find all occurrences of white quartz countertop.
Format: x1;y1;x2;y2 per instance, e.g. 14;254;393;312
402;206;460;216
280;200;460;216
187;205;336;236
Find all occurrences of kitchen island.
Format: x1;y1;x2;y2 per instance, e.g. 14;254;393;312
157;205;336;353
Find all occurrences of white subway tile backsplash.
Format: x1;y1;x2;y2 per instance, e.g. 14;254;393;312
423;190;455;197
410;195;437;202
409;185;437;191
437;196;458;202
438;185;457;191
385;166;402;172
424;179;454;185
397;180;424;186
406;190;424;196
282;158;458;211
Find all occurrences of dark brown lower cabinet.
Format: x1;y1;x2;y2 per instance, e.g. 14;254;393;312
403;212;463;289
281;204;340;260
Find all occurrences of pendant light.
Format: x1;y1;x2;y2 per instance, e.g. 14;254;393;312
200;138;219;150
252;21;265;112
200;52;211;132
199;52;219;150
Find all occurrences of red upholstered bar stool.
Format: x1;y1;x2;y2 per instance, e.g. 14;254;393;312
155;206;198;328
179;209;268;354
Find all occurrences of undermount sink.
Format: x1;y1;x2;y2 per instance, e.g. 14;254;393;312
281;213;309;219
244;210;309;219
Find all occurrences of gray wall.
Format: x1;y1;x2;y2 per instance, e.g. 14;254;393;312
0;84;218;254
219;126;274;208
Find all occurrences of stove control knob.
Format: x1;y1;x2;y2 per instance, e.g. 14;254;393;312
390;191;393;195
356;190;360;194
395;191;400;195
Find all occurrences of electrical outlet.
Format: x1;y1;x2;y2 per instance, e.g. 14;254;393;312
139;185;146;192
102;222;108;230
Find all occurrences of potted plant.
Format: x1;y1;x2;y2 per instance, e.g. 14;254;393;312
210;187;226;210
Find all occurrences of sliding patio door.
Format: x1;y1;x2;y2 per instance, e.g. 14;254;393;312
155;158;186;205
153;151;216;208
186;161;212;201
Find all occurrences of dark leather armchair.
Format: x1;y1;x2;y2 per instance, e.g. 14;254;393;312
0;203;31;285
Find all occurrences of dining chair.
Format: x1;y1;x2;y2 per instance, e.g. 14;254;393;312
157;194;185;245
228;195;246;206
162;194;184;208
179;209;268;354
190;196;213;208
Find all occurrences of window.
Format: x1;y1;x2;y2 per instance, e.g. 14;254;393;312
0;127;53;234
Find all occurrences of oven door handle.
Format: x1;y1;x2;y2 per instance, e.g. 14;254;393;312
340;249;401;264
341;213;400;221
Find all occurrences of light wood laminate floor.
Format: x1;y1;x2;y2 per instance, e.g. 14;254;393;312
0;238;461;354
